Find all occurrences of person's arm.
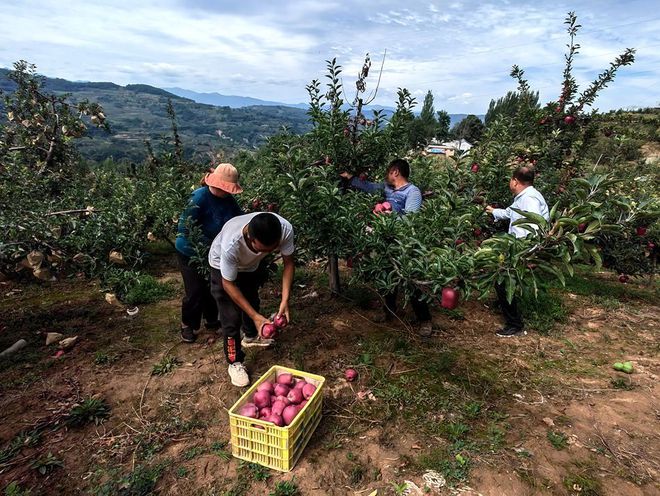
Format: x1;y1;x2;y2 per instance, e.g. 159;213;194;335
403;187;423;214
277;254;295;322
486;205;511;221
222;278;270;334
340;172;385;194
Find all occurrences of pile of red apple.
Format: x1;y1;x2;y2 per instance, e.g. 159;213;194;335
237;373;317;427
260;314;288;339
373;201;392;215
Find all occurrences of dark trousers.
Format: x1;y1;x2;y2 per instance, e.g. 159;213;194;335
384;286;431;322
210;263;268;364
495;282;524;330
177;253;220;331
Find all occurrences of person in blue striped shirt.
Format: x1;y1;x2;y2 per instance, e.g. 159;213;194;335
340;158;423;214
340;159;432;336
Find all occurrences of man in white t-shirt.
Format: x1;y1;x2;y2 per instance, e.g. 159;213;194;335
208;212;295;386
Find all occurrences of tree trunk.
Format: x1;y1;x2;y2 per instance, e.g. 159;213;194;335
328;254;341;295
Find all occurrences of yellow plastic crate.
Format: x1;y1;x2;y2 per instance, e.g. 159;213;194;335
228;365;325;472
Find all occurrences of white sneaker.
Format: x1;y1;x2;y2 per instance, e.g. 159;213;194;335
241;335;274;348
228;362;250;387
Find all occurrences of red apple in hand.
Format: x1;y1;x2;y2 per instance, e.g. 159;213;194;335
261;323;278;338
273;314;288;329
441;287;459;310
381;201;392;211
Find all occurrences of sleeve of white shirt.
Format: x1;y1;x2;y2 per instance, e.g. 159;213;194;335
279;221;295;256
219;248;239;281
491;207;511;221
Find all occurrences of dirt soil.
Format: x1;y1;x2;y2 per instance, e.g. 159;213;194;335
0;262;658;496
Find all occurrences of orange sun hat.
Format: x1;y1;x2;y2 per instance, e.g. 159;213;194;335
204;163;243;194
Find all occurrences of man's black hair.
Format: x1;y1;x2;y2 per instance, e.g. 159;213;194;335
512;166;535;185
387;158;410;179
248;213;281;247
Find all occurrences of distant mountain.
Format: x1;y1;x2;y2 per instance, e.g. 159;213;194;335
0;68;312;163
163;87;308;109
162;87;478;126
1;67;483;163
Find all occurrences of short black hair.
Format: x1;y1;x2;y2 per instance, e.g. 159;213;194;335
513;166;535;185
387;158;410;179
248;213;281;247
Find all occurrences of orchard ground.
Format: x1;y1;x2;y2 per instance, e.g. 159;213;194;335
0;250;658;496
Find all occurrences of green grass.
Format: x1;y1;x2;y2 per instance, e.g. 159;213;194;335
182;445;206;460
90;461;170;496
269;479;300;496
210;441;231;461
519;288;569;334
151;356;181;376
547;430;568;450
561;270;657;304
66;398;111;427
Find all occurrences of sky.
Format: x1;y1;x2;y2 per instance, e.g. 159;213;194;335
1;0;659;114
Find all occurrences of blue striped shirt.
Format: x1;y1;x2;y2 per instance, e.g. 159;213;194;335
350;178;423;214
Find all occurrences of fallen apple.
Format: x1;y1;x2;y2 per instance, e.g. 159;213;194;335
345;368;358;382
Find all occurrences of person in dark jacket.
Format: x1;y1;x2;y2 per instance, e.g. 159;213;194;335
175;163;243;343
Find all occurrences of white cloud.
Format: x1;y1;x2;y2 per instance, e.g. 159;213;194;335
0;0;658;112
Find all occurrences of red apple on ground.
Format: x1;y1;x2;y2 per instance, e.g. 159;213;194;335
441;287;459;310
345;369;358;382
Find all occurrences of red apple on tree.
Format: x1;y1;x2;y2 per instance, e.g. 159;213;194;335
441;287;459;310
636;226;647;236
251;199;262;210
618;274;629;284
470;163;479;173
578;223;587;233
473;228;482;237
564;115;575;125
358;172;368;181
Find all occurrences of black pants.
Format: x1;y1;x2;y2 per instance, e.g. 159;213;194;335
177;253;220;331
210;263;269;364
384;286;431;322
495;282;524;330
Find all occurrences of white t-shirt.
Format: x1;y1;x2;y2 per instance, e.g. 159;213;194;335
208;213;295;281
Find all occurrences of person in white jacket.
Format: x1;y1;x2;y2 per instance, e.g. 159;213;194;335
485;166;549;337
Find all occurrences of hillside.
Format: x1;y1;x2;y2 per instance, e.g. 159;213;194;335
0;68;312;163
